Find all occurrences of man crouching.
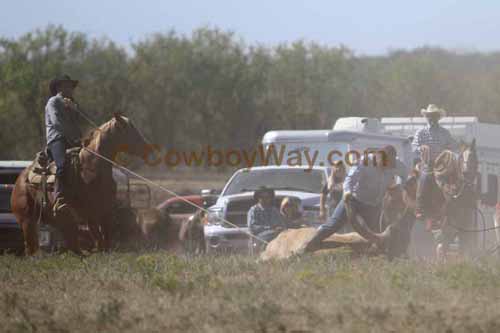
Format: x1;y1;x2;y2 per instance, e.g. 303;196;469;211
298;145;407;254
247;187;286;252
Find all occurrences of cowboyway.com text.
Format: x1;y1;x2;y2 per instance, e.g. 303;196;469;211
114;144;389;169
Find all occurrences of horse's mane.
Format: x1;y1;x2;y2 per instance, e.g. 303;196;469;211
79;116;131;184
82;116;130;147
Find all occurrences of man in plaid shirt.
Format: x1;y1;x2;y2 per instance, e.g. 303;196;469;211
247;187;286;249
412;104;459;219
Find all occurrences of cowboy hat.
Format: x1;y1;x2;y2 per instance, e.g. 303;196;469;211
253;186;275;201
49;74;79;96
420;104;446;118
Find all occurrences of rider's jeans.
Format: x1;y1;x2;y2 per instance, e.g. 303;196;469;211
319;198;381;237
48;139;67;196
416;170;434;215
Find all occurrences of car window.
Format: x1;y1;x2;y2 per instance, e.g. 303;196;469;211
0;189;12;213
167;201;198;215
223;169;325;196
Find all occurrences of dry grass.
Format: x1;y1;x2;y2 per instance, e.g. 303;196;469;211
4;172;498;332
2;252;500;332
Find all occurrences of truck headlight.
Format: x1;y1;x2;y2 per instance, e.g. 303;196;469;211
207;207;224;225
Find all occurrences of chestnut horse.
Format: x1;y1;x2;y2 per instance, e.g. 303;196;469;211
11;114;148;255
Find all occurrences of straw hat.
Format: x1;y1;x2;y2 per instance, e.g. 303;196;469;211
420;104;446;118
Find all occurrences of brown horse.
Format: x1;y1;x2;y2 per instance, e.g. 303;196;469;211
11;114;148;255
419;140;479;258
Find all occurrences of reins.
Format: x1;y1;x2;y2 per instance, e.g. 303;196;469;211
82;147;269;245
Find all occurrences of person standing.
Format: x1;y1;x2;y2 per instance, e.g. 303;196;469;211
319;161;346;222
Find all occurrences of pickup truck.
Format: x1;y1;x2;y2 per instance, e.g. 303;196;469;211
204;165;328;254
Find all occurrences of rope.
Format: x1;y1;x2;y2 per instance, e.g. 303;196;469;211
74;104;100;129
82;147;269;245
72;104;268;246
446;219;500;233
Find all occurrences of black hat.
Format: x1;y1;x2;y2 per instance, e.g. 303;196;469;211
253;186;275;201
49;74;79;97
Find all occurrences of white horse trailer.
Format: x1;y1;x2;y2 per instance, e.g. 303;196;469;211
261;127;413;171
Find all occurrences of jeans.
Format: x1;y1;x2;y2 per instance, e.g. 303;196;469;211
319;198;381;238
253;229;282;252
256;229;282;243
48;139;67;196
416;170;435;215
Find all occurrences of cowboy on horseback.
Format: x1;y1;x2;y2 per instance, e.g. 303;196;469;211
298;145;408;254
45;74;82;216
412;104;459;220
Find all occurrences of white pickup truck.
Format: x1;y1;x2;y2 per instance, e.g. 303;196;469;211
204;165;328;254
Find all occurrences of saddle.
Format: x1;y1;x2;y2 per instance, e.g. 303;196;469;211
27;147;81;189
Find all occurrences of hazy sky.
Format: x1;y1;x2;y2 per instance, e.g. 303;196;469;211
2;0;500;55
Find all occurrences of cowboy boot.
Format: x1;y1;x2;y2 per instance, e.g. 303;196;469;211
53;176;73;218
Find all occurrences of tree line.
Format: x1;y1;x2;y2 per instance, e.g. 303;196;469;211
1;25;500;160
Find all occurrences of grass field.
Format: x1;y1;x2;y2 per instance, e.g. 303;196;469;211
2;252;500;332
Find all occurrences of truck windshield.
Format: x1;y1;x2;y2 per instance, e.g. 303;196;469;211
0;189;12;213
223;169;325;196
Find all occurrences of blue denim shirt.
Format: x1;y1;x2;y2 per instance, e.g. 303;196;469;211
343;159;408;207
45;93;82;145
247;203;285;235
